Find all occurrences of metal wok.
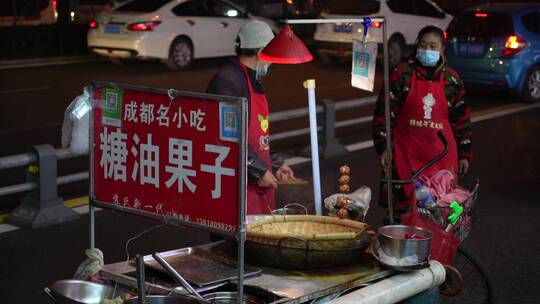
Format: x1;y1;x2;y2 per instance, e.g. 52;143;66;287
244;232;371;270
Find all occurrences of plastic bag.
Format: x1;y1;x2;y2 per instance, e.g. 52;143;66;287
324;186;371;220
377;247;419;266
61;87;92;154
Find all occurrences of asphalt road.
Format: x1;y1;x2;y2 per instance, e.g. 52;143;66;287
1;57;539;303
0;57;513;156
0;105;538;304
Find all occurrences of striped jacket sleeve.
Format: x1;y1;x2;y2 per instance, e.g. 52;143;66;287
372;62;410;155
446;68;473;160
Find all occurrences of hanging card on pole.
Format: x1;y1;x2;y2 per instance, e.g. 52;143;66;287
351;39;377;91
351;17;377;91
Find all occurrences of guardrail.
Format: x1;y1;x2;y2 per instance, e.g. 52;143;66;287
0;96;377;228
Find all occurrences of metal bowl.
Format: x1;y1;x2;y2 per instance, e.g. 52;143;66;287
46;280;132;304
124;295;208;304
203;292;265;304
377;225;432;264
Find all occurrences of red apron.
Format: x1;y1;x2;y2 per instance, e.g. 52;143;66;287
393;70;458;210
395;70;461;264
241;64;275;214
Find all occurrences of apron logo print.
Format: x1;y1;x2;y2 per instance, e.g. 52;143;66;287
259;135;270;151
258;115;269;133
422;93;436;120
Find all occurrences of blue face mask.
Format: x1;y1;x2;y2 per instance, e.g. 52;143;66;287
416;49;440;67
256;60;271;80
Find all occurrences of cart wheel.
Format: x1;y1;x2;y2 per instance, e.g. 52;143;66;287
439;245;495;304
440;265;463;296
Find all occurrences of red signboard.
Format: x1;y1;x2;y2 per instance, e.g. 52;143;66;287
90;83;246;234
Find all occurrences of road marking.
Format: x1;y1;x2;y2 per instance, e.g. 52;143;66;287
0;86;51;95
65;196;90;208
284;102;540;163
0;101;538;234
0;223;19;234
472;102;540;123
0;56;104;70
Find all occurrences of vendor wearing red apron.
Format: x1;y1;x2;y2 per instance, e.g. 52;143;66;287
372;26;473;222
207;20;294;215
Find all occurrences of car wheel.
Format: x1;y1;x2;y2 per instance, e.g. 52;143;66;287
165;37;193;71
522;66;540;103
388;36;404;68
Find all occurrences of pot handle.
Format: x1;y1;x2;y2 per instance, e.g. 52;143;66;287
283;203;308;215
43;287;57;303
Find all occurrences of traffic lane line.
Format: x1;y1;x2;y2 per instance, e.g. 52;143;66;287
0;56;105;70
0;86;51;95
288;102;540;161
0;101;538;233
472;102;540;123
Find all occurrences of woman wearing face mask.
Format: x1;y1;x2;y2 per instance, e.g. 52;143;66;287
207;20;294;215
372;25;472;222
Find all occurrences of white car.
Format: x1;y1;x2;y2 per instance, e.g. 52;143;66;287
87;0;278;70
313;0;452;67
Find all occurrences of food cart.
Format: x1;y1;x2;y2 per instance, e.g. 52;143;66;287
47;16;448;304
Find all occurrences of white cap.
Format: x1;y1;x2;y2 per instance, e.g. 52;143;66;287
237;20;274;49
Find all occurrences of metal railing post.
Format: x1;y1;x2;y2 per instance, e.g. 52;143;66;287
299;99;348;159
320;99;348;159
6;145;80;229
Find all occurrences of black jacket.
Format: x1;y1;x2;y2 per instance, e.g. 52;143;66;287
207;58;284;182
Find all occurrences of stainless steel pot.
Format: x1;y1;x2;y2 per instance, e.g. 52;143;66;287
377;225;432;264
44;280;132;304
124;295;208;304
203;292;265;304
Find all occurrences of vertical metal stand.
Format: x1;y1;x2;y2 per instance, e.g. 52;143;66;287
304;79;323;216
236;97;248;304
89;90;96;249
90;204;95;249
321;99;348;159
382;20;394;224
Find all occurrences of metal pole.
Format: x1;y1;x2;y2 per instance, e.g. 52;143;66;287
304;79;323;215
382;20;394;224
89;86;96;250
236;98;248;304
90;204;95;249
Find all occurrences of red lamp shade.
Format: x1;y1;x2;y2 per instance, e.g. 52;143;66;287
259;25;313;64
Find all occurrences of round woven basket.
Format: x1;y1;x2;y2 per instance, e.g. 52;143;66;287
246;215;367;250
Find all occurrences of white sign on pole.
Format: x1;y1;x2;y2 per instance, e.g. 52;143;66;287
351;40;378;92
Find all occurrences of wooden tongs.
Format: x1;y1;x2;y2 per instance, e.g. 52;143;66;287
276;178;309;185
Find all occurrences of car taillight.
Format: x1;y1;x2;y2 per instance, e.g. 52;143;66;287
89;20;98;29
372;21;382;28
127;21;161;31
503;35;527;57
475;13;488;18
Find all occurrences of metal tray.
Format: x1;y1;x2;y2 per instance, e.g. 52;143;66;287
144;247;261;287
